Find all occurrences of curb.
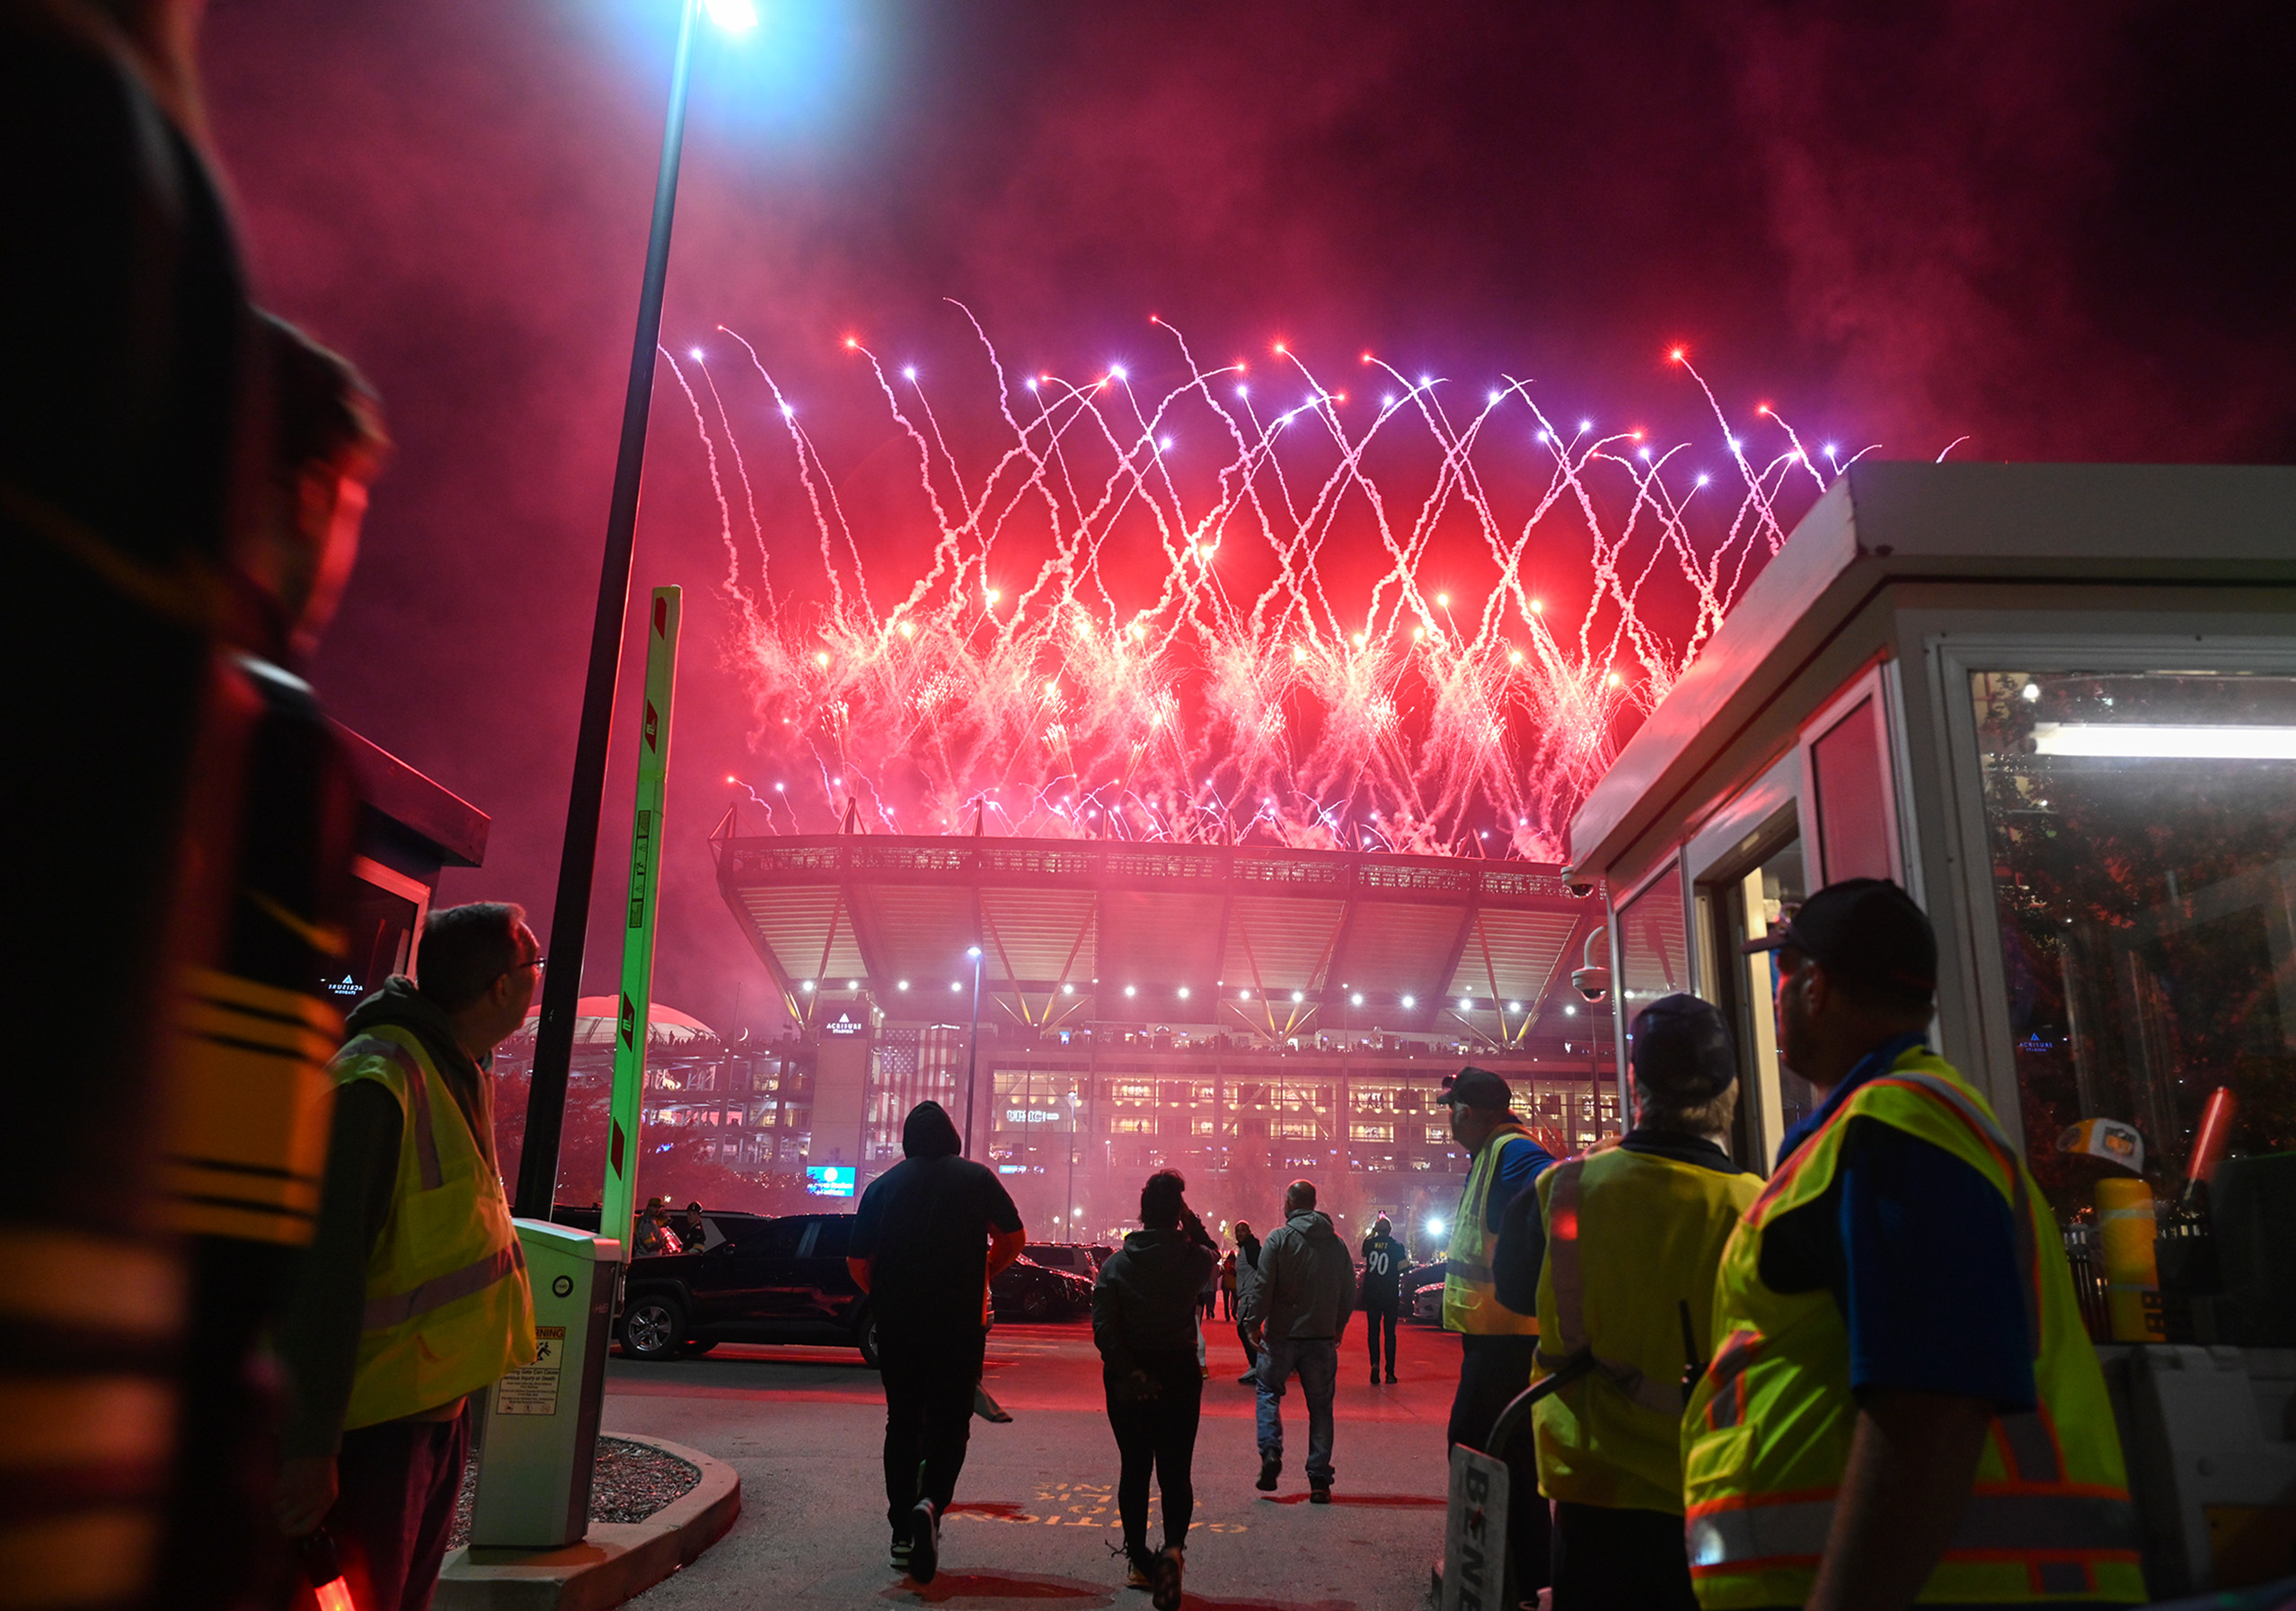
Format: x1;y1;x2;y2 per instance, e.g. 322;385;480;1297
436;1435;741;1611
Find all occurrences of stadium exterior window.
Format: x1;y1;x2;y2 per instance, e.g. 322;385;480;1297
1113;1118;1153;1135
1424;1125;1450;1144
1351;1122;1395;1142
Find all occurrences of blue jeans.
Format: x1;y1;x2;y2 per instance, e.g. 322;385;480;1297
1255;1336;1338;1483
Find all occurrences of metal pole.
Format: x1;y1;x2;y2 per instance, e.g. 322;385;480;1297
962;949;983;1156
517;0;699;1219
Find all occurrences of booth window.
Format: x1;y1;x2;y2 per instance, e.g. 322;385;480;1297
1616;878;1688;1013
1808;694;1894;883
1968;670;2296;1217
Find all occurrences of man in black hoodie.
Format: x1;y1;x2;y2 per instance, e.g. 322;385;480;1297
848;1101;1026;1585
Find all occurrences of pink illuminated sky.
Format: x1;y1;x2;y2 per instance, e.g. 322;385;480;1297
199;0;2295;1039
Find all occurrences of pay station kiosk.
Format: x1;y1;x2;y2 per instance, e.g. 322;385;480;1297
469;1221;623;1549
1566;462;2296;1597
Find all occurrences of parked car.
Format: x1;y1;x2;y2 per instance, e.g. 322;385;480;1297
1407;1260;1451;1323
552;1205;881;1366
992;1254;1093;1322
1023;1243;1110;1279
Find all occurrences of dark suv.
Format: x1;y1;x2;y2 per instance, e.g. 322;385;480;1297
560;1207;880;1366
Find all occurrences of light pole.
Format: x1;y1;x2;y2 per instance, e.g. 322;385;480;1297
1065;1087;1080;1239
961;945;984;1157
516;0;756;1218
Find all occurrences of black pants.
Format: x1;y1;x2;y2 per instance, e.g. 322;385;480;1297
318;1405;472;1611
1236;1317;1258;1368
1364;1303;1400;1373
1447;1333;1550;1592
878;1323;987;1532
1104;1349;1204;1559
1550;1500;1697;1611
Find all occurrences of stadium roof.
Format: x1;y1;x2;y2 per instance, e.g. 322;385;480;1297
714;834;1610;1044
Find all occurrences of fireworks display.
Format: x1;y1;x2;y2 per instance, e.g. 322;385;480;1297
671;312;1855;858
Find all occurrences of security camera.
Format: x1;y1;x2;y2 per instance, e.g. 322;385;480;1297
1559;863;1597;899
1570;927;1611;1003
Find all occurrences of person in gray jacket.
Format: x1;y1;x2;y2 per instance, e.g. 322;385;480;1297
1092;1169;1218;1609
1240;1179;1354;1501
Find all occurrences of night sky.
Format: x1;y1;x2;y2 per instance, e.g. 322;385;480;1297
199;0;2295;1039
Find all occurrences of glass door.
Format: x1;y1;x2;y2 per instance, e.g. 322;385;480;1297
1704;831;1817;1173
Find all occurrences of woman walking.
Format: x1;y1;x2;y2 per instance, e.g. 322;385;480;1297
1092;1169;1218;1609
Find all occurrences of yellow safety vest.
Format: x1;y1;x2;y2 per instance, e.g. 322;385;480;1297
163;967;342;1244
1533;1146;1760;1514
1444;1125;1541;1335
332;1025;535;1430
1681;1047;2143;1607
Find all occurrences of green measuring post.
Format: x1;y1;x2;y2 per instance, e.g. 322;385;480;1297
602;586;681;1263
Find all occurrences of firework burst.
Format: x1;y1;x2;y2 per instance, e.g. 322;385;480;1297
671;312;1861;857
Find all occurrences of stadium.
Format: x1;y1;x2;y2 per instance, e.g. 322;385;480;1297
711;825;1626;1241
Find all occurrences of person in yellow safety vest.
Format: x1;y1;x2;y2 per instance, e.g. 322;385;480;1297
1437;1066;1558;1597
1491;993;1760;1611
1683;880;2142;1611
273;904;542;1611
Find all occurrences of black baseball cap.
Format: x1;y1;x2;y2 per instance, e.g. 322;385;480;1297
1438;1067;1514;1111
1742;878;1937;1004
1629;994;1738;1104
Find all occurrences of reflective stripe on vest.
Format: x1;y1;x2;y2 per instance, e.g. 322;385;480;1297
1687;1492;2140;1568
1681;1048;2143;1607
361;1242;526;1332
331;1026;534;1430
1444;1126;1540;1335
160;968;342;1244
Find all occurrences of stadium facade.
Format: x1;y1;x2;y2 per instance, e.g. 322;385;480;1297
713;829;1627;1244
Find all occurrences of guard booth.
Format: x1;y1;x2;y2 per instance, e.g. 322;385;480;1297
1566;462;2296;1597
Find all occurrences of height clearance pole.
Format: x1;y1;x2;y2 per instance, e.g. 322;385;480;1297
602;587;681;1253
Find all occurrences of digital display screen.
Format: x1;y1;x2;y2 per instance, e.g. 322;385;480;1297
806;1165;856;1197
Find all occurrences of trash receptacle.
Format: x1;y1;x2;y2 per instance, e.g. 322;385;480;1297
468;1219;623;1548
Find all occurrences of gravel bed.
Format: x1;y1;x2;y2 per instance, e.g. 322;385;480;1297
448;1434;702;1548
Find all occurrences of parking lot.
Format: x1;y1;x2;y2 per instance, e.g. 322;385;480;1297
598;1310;1458;1608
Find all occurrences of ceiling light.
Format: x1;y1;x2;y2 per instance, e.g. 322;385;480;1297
2031;723;2296;760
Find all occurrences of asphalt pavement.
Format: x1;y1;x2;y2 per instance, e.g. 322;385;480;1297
597;1312;1456;1610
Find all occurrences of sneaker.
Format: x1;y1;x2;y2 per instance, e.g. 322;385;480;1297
1236;1371;1258;1385
1385;1370;1399;1384
1152;1545;1184;1611
906;1499;939;1584
890;1534;911;1571
1370;1368;1381;1385
1310;1483;1332;1504
1256;1456;1280;1492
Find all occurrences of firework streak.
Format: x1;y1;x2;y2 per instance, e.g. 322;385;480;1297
667;312;1859;858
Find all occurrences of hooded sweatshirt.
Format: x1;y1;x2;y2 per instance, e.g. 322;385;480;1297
1242;1208;1356;1342
849;1100;1022;1333
277;976;502;1454
1092;1225;1218;1378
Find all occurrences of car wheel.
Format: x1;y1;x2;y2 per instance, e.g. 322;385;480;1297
1020;1285;1054;1322
621;1295;686;1361
855;1307;881;1368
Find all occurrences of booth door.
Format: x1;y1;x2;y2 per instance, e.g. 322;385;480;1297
1702;832;1821;1173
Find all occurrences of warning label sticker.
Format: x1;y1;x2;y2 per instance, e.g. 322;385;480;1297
493;1326;566;1417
